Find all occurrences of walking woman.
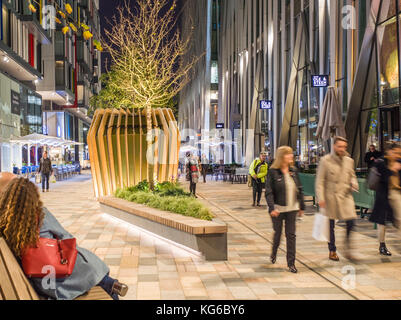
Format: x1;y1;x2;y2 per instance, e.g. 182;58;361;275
265;146;305;273
370;144;401;256
186;153;200;198
0;177;128;300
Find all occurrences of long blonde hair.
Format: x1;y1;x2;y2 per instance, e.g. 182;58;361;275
271;146;294;170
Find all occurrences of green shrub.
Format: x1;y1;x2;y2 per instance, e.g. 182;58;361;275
115;182;213;221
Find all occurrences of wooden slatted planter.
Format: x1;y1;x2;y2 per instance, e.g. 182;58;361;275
99;197;228;261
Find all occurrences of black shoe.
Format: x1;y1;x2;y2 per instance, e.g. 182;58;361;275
271;255;277;264
256;203;261;207
42;189;45;193
288;265;298;273
112;281;128;297
380;244;392;256
252;203;256;207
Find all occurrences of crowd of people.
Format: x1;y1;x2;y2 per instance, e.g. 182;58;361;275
249;137;401;273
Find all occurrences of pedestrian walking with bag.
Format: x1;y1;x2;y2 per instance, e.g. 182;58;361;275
265;146;305;273
249;152;269;207
186;153;200;198
315;137;359;262
38;151;53;192
369;144;401;256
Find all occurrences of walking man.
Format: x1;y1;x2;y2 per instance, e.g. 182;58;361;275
38;151;53;192
249;152;269;207
316;137;359;261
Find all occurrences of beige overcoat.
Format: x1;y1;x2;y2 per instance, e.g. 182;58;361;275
315;153;359;221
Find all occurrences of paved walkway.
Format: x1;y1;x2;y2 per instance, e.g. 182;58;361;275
39;173;401;300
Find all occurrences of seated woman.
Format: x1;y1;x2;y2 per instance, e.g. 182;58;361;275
0;176;128;300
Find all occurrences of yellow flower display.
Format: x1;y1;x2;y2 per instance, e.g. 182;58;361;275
62;26;70;34
69;23;78;32
65;4;73;14
58;10;66;19
29;3;37;13
83;30;93;40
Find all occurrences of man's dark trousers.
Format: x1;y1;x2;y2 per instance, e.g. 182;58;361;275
328;219;355;252
252;179;263;204
42;173;50;191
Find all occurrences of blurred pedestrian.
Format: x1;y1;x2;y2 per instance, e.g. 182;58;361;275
370;144;401;256
249;152;269;207
186;153;200;198
365;145;383;169
315;137;359;261
201;154;209;183
38;151;53;193
265;146;305;273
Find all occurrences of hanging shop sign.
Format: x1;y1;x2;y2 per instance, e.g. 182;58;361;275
11;90;21;115
216;123;225;129
311;75;329;88
259;100;273;110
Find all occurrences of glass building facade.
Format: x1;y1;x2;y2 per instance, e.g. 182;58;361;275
180;0;400;168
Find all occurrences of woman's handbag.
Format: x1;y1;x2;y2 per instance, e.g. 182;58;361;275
22;237;78;279
312;210;330;242
35;174;41;184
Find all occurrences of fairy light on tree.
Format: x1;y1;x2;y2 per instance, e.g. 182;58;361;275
99;0;199;187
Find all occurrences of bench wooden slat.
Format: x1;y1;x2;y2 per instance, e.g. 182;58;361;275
75;286;112;300
0;238;110;300
0;238;39;300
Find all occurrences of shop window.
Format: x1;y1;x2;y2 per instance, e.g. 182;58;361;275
378;18;399;106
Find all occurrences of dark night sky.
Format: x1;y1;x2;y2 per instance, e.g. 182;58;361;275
99;0;183;74
99;0;136;73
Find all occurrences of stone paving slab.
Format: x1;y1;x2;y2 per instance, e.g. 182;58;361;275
37;173;399;300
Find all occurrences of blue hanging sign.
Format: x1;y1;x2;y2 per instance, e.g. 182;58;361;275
216;123;225;129
260;100;272;110
311;75;329;88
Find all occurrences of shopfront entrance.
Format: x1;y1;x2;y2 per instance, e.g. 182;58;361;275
380;106;401;147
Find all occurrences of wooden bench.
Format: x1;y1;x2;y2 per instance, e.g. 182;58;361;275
99;196;228;261
0;238;111;300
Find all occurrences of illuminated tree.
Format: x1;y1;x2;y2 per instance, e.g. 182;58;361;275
100;0;198;185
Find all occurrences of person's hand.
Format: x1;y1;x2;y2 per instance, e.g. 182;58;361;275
319;201;326;209
271;210;280;218
252;174;257;179
298;210;304;217
370;157;374;161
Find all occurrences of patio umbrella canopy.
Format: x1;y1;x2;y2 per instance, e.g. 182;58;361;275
9;134;83;147
316;87;346;141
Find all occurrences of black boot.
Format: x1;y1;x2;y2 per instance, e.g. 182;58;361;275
380;243;392;256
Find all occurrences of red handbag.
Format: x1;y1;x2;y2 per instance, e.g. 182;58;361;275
21;237;78;279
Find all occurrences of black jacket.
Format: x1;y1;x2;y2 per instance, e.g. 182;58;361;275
365;151;383;168
39;158;52;175
265;168;305;213
370;159;400;225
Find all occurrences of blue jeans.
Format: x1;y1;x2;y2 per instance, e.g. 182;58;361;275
98;274;119;300
42;173;50;191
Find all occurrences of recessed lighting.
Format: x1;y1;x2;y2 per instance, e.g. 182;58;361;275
3;56;9;63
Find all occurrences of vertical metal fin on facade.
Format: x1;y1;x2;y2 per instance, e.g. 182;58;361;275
345;0;388;165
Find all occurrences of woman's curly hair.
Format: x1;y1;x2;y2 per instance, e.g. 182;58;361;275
0;178;44;258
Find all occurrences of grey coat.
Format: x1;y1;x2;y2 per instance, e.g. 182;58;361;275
30;208;109;300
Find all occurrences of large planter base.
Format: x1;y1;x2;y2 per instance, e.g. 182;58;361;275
99;197;228;261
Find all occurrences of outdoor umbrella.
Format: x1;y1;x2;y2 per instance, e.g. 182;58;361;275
316;86;346;141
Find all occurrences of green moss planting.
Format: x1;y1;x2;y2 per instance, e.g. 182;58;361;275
115;181;214;221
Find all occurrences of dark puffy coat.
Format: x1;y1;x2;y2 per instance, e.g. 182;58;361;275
265;168;306;214
370;159;401;225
